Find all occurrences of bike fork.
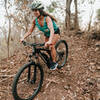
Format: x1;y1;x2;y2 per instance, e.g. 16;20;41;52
27;65;31;82
31;65;37;84
27;62;37;84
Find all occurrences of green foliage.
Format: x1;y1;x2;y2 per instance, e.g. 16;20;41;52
51;1;57;8
47;1;57;13
97;9;100;21
47;5;55;13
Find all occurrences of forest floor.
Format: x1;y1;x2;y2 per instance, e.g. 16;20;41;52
0;31;100;100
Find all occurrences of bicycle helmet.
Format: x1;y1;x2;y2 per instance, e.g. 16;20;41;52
30;1;44;10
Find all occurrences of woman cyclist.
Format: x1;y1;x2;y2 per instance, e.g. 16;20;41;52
21;1;60;70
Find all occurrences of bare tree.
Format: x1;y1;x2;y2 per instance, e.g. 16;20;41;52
74;0;79;30
97;9;100;21
88;10;94;31
4;0;11;57
88;0;95;31
65;0;72;30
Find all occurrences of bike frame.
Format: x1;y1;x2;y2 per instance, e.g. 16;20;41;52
38;48;52;66
23;41;52;68
25;43;52;83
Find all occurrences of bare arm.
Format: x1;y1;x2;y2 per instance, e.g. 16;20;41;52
46;16;54;43
21;19;35;41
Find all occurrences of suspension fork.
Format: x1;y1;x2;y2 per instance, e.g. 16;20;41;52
27;54;33;82
31;65;36;84
27;65;31;82
27;53;37;83
30;54;39;84
27;62;37;84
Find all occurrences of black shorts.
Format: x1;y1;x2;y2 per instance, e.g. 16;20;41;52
45;28;60;38
54;28;60;35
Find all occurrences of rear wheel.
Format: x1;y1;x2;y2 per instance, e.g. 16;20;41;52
12;62;44;100
55;40;68;69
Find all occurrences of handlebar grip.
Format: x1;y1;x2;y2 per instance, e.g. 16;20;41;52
40;43;45;46
22;41;27;46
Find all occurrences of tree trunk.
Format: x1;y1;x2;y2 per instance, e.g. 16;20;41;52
88;0;95;31
5;0;11;57
88;10;94;31
65;0;72;30
74;0;79;30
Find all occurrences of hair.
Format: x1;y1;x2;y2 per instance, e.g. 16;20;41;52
39;9;57;22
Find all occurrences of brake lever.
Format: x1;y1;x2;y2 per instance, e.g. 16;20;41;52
40;43;45;46
22;41;27;46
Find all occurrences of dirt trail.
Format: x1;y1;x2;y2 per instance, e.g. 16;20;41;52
0;31;100;100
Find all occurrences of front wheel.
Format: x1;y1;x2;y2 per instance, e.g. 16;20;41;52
55;40;68;69
12;62;44;100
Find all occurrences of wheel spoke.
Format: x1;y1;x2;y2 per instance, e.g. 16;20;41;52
55;40;68;68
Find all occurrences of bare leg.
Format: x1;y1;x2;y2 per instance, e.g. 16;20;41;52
50;34;60;62
50;45;56;62
44;34;60;62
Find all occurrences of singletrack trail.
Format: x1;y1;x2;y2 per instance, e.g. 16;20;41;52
0;31;99;100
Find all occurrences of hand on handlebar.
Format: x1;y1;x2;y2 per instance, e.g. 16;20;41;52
20;38;24;43
45;40;52;48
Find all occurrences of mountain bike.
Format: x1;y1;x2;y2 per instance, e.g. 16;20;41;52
12;39;68;100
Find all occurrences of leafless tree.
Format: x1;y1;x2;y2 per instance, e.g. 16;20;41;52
4;0;11;57
65;0;72;30
88;0;95;31
74;0;79;30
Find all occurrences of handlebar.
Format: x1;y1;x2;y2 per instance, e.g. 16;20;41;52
22;41;45;47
